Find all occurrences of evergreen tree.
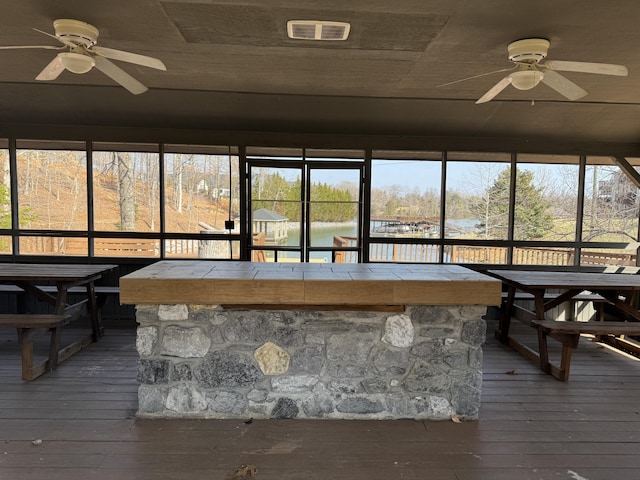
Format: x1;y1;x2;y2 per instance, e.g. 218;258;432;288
474;168;553;240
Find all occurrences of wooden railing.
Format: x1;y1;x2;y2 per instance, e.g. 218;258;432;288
333;236;636;267
15;234;638;266
19;237;160;257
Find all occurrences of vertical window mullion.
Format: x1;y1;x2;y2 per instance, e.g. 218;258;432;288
507;153;517;265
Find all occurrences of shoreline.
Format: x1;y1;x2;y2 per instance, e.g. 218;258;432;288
286;221;356;231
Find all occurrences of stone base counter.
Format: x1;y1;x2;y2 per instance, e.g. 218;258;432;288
120;261;501;420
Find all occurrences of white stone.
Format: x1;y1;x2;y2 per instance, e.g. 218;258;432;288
166;384;207;413
444;338;457;346
428;396;454;419
158;304;189;321
272;375;318;393
161;326;211;357
136;326;158;356
254;342;290;375
381;314;414;348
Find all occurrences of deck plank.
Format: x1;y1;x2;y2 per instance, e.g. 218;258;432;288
2;320;640;479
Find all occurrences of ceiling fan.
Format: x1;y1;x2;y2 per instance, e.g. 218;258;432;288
0;19;166;95
440;38;628;104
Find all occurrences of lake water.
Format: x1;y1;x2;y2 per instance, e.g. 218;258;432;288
278;221;476;262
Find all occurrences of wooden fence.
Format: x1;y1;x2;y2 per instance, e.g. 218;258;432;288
333;236;636;266
14;234;638;266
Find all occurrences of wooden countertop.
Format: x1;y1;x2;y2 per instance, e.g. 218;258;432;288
120;261;501;306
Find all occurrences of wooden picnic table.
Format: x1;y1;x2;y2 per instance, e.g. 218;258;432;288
0;263;117;379
487;269;640;380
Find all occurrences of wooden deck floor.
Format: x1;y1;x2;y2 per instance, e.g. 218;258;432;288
1;319;640;479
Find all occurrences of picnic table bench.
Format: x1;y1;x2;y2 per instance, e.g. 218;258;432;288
488;269;640;381
0;314;72;380
532;319;640;381
0;263;117;380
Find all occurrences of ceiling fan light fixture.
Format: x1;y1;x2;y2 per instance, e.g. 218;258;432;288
53;19;99;47
287;20;350;41
59;52;95;74
510;70;544;90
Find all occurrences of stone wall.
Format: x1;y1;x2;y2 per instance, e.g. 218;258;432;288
135;304;487;420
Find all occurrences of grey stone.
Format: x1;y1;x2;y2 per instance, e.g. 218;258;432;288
361;378;389;394
326;332;375;378
135;305;158;324
381;314;414;348
418;327;457;339
450;369;483;391
195;350;260;388
268;311;297;325
158;304;189;321
171;363;193;381
469;347;483;369
403;360;451;395
443;346;470;369
247;389;269;402
458;305;488;320
209;312;229;326
161;326;211;358
302;395;335;417
188;306;217;322
273;327;305;348
137;359;170;384
386;394;416;418
411;339;444;359
328;379;362;395
305;332;325;344
207;390;248;415
373;348;409;376
451;384;481;418
410;306;457;325
209;326;225;344
461;319;487;346
166;384;208;413
223;314;274;343
290;345;324;374
326;363;368;378
271;375;317;393
138;385;165;413
136;326;158;356
336;398;384;414
271;397;299;419
249;404;271;417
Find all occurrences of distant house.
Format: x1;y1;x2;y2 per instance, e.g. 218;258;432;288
252;208;288;244
196;179;210;194
598;172;639;208
195;179;230;199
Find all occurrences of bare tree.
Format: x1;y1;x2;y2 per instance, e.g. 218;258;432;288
116;152;135;231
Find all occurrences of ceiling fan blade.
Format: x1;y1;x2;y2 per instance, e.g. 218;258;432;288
35;54;65;81
93;56;148;94
541;69;587;100
92;46;166;70
545;60;628;76
437;67;515;88
476;75;512;104
32;27;77;48
0;45;63;50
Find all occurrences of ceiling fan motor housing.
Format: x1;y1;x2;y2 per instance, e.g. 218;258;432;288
508;38;550;64
53;19;99;47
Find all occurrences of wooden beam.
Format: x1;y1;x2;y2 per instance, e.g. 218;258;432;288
614;156;640;189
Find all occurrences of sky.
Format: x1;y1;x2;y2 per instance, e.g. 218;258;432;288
257;160;580;195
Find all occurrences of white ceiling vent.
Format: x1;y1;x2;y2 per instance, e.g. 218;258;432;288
287;20;350;41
